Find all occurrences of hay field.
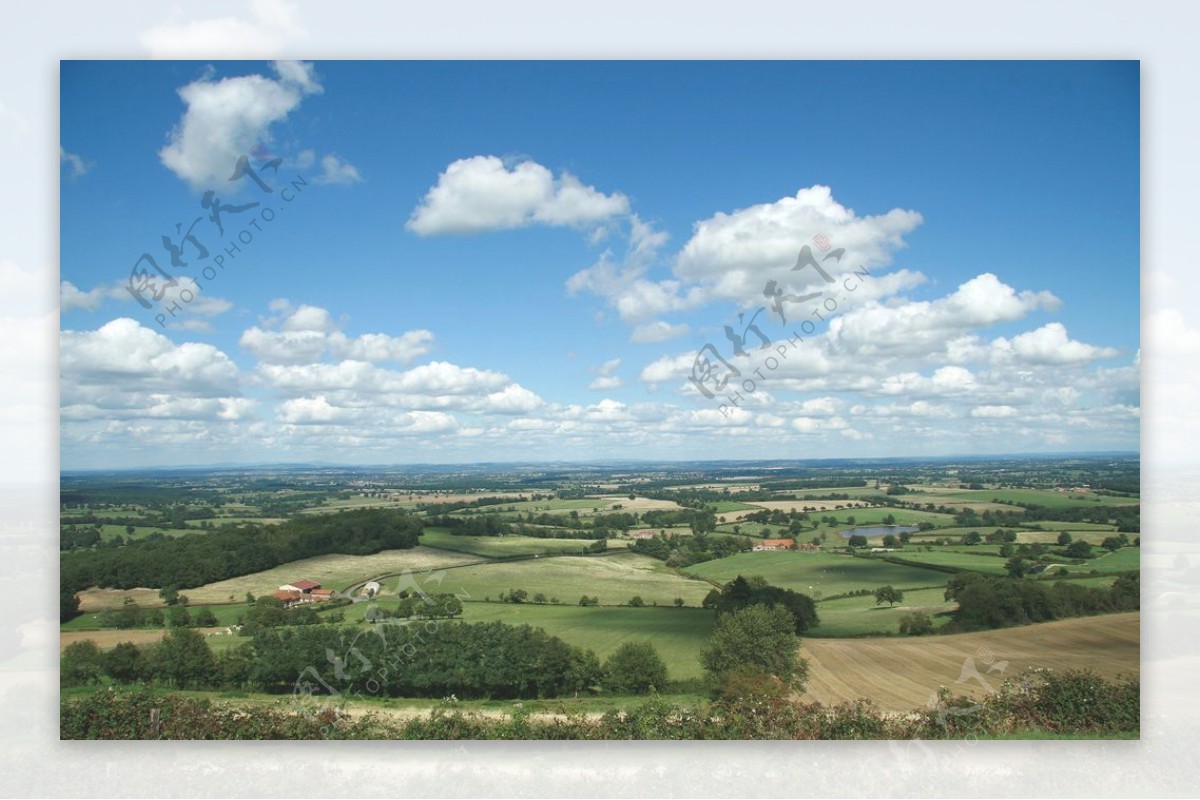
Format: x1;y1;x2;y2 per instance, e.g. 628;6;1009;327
799;612;1139;712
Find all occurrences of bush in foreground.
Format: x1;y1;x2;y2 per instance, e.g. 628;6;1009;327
61;668;1138;740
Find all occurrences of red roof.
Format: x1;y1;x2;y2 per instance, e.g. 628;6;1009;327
290;579;321;591
311;588;334;596
762;538;794;549
274;589;302;601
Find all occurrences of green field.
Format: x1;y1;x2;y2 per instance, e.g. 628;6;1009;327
468;497;628;514
1014;520;1121;532
181;546;484;604
458;603;715;679
418;551;713;607
1040;575;1120;589
683;551;948;598
299;497;423;514
875;550;1010;575
787;487;884;500
419;527;607;558
1092;547;1141;571
812;586;957;637
828;509;958;529
198;517;287;526
907;487;1139;509
1042;547;1140;576
96;524;200;542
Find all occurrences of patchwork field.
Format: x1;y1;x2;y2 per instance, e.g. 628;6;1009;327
1042;547;1141;576
476;497;684;515
800;612;1140;712
188;546;487;603
901;488;1139;510
96;525;199;542
424;551;714;607
813;586;957;637
684;551;947;598
78;546;484;609
879;550;1010;575
419;528;607;558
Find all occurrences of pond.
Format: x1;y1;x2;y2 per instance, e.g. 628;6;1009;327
839;525;919;539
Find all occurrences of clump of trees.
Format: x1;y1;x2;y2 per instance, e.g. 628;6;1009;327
702;575;819;634
630;530;753;567
945;571;1139;631
601;642;668;695
700;604;809;694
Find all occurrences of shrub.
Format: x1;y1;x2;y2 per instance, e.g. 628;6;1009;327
60;640;104;686
701;605;808;692
897;611;933;636
601;642;668;695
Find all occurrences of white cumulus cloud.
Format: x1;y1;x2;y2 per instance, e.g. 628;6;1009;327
407;155;630;235
159;60;321;189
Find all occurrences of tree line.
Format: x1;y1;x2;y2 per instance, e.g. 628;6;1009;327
629;531;754;567
945;571;1139;631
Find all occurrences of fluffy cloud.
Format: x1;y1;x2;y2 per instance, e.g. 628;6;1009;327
255;357;543;416
570;185;922;321
159;61;321;189
677;185;920;281
992;322;1120;365
407;156;630;235
60;318;248;423
240;303;433;365
588;357;623;391
60;280;127;312
140;0;307;58
630;320;690;344
827;273;1061;358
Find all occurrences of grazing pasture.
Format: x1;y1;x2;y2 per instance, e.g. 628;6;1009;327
812;586;958;637
460;603;716;679
684;551;948;598
425;551;714;607
419;528;605;558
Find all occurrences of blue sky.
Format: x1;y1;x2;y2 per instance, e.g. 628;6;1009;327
59;60;1140;468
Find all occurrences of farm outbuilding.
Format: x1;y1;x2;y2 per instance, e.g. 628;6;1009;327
279;579;321;593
